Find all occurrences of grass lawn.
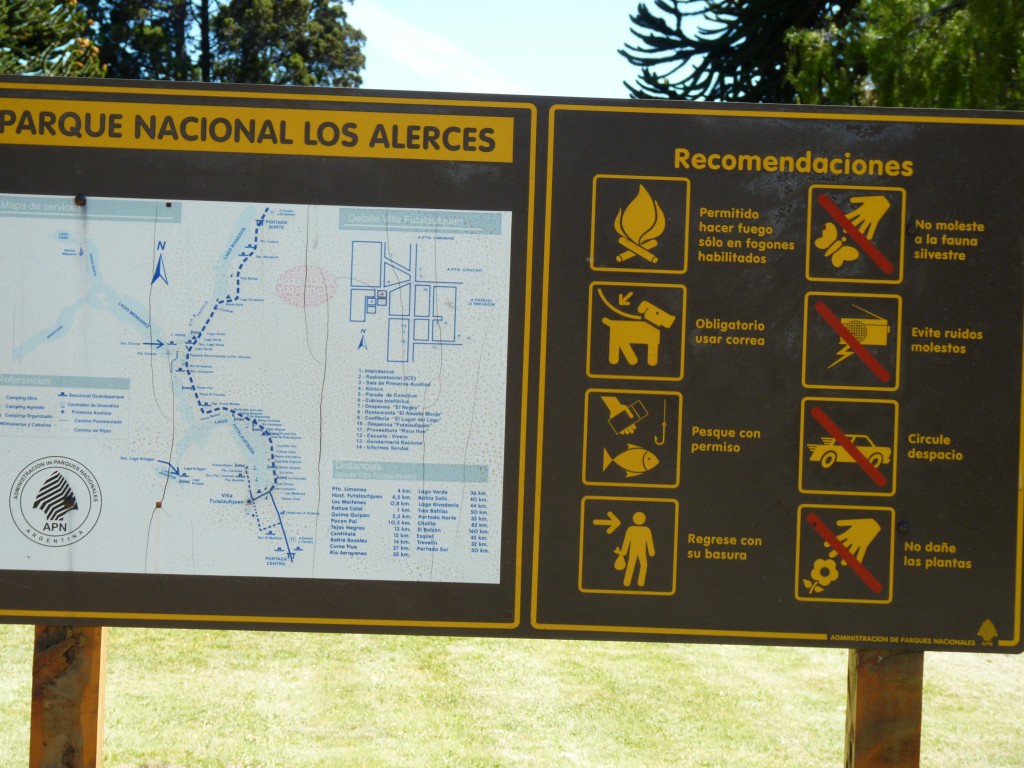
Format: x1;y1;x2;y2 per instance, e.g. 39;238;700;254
1;624;1022;767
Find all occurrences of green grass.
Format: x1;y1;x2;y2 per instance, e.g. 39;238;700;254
1;625;1022;766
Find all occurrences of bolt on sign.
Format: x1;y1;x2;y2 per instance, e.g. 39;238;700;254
0;79;1023;653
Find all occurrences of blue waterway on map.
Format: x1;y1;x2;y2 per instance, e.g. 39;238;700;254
12;238;160;362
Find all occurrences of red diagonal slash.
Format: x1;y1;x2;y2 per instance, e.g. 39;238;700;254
816;194;895;275
806;512;883;593
810;406;888;487
813;301;891;383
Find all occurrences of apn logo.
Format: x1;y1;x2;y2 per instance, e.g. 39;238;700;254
9;457;102;547
32;471;79;525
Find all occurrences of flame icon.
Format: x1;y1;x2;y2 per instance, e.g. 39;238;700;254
615;185;666;264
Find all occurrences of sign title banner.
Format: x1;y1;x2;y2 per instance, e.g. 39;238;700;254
0;96;515;161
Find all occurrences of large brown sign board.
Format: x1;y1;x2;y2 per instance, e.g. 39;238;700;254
1;78;1021;652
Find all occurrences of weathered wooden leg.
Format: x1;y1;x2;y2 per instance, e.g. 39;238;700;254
845;649;924;768
30;625;107;768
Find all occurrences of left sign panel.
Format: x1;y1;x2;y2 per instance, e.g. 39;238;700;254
0;79;535;631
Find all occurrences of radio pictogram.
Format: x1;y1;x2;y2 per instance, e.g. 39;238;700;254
806;185;906;283
591;175;689;274
579;496;678;595
803;293;902;391
799;398;898;496
587;282;686;381
795;505;894;603
582;389;682;488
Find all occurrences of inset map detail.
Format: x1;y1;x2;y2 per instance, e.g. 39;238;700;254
348;241;459;362
0;196;512;585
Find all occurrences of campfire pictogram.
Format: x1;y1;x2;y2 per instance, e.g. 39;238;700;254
614;185;666;264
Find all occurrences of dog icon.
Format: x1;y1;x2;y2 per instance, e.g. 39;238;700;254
602;300;676;367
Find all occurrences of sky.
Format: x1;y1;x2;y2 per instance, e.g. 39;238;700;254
345;0;644;99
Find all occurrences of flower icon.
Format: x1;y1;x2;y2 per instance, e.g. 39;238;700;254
811;558;839;585
804;556;841;594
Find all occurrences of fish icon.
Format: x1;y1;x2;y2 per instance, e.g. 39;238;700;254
602;444;659;477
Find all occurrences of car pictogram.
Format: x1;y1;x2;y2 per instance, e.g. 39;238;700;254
807;434;891;469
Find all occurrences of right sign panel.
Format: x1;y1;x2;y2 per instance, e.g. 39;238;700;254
533;103;1024;651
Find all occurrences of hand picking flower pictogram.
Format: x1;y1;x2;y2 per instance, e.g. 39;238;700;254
802;517;882;595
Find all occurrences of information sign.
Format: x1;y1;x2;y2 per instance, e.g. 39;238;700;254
1;79;1022;651
533;103;1024;651
0;78;535;630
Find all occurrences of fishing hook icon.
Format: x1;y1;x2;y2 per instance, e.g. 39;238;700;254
653;400;667;446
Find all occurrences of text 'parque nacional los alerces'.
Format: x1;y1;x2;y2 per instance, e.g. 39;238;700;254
0;98;514;162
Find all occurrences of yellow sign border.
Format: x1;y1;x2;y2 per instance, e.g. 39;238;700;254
585;281;687;382
589;174;691;275
805;184;907;285
794;504;896;605
0;81;538;633
799;396;900;498
578;495;679;596
801;291;903;392
535;103;1022;647
0;81;523;162
581;388;683;489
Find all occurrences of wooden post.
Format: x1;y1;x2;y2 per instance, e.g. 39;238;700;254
845;649;924;768
30;625;107;768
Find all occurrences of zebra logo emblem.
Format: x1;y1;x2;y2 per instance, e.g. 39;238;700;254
9;457;101;546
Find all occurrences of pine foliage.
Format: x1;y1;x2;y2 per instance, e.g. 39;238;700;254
620;0;856;103
621;0;1023;109
1;0;106;75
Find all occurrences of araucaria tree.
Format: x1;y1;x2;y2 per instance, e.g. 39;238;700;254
620;0;857;103
621;0;1024;109
1;0;106;75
